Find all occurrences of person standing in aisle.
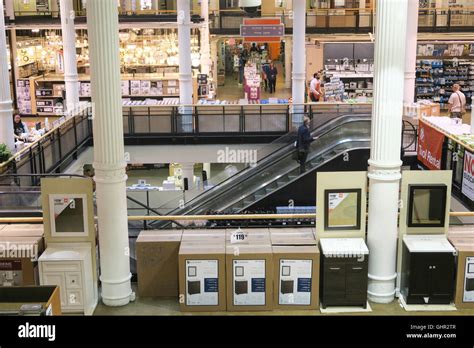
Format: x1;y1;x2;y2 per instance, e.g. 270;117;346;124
296;116;315;174
448;84;466;119
309;73;322;102
262;62;270;92
268;62;278;94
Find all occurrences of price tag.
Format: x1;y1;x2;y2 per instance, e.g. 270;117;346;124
230;228;248;244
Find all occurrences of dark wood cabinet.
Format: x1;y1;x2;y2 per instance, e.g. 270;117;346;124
401;236;456;305
319;238;369;309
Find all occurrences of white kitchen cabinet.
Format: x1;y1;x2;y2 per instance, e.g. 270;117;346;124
39;243;97;315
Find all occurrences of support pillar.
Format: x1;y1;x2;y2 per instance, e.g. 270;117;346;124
292;0;306;126
87;0;133;307
200;0;211;76
284;36;292;89
210;37;218;96
178;0;193;132
0;0;14;150
5;0;15;21
60;0;80;112
367;0;408;304
403;0;419;104
151;0;160;11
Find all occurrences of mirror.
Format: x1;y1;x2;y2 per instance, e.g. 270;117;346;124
324;189;361;231
407;185;447;228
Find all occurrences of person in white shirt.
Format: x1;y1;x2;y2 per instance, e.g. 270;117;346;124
448;84;466;119
309;73;322;102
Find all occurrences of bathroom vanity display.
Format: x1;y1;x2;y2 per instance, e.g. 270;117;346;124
319;238;369;309
400;235;456;305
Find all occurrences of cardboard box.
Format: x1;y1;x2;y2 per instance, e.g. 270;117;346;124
0;236;45;258
272;245;320;310
430;103;441;116
417;105;431;118
225;243;273;311
270;228;316;246
448;226;474;240
179;242;226;312
136;230;182;297
182;229;226;245
225;228;271;246
0;224;44;238
449;238;474;309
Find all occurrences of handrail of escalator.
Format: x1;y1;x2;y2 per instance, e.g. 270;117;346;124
154;114;372;222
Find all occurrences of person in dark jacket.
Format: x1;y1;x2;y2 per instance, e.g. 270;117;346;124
267;62;278;94
296;116;315;174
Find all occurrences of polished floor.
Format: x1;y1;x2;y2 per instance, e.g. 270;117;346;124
94;286;474;316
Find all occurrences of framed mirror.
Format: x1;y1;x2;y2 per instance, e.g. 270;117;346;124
49;194;89;237
324;189;362;231
407;184;447;228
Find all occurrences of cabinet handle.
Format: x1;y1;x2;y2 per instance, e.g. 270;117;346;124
352;267;363;270
329;267;341;271
432;265;436;269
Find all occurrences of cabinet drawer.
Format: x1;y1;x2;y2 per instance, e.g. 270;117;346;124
41;261;81;273
66;272;83;289
66;289;83;307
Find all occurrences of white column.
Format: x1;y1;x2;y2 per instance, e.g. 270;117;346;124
5;0;15;20
292;0;306;125
284;36;292;89
51;0;59;17
181;163;195;190
210;37;218;95
151;0;160;11
178;0;193;132
367;0;408;304
87;0;133;307
60;0;80;112
403;0;419;104
0;0;14;150
200;0;211;76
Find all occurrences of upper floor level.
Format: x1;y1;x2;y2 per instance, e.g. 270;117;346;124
3;0;474;34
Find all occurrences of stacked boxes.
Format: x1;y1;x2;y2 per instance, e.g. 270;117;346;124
270;228;320;310
179;230;226;312
136;230;182;297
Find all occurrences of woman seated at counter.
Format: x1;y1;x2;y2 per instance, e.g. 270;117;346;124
13;115;30;142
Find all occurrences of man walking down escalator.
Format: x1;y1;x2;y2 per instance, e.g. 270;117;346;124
296;116;316;174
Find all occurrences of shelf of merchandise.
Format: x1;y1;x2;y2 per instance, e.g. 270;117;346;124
415;58;474;111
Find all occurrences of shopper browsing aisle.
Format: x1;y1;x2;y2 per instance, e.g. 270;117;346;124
448;84;466;119
309;73;322;102
268;62;278;94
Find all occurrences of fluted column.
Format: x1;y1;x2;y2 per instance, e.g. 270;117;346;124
403;0;419;104
200;0;211;76
367;0;408;304
178;0;193;132
284;36;292;89
0;0;14;150
60;0;80;112
87;0;133;307
292;0;306;126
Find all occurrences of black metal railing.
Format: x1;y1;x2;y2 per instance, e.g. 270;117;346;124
0;106;92;188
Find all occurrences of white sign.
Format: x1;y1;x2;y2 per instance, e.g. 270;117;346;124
185;260;219;306
279;259;313;305
462;151;474;201
233;260;266;306
328;192;348;210
230;228;248;245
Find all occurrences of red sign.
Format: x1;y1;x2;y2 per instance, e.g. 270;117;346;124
241;18;284;43
417;121;445;170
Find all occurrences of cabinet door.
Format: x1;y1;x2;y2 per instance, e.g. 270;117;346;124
323;260;346;296
42;272;67;308
345;261;368;304
409;253;431;298
430;254;455;302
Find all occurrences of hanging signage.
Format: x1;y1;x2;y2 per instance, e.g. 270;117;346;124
417;121;445;170
240;18;284;43
462;151;474;201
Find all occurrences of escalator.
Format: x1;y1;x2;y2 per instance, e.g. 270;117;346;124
151;113;371;228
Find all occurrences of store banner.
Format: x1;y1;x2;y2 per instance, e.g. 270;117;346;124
462;151;474;201
240;18;284;43
417;121;444;170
